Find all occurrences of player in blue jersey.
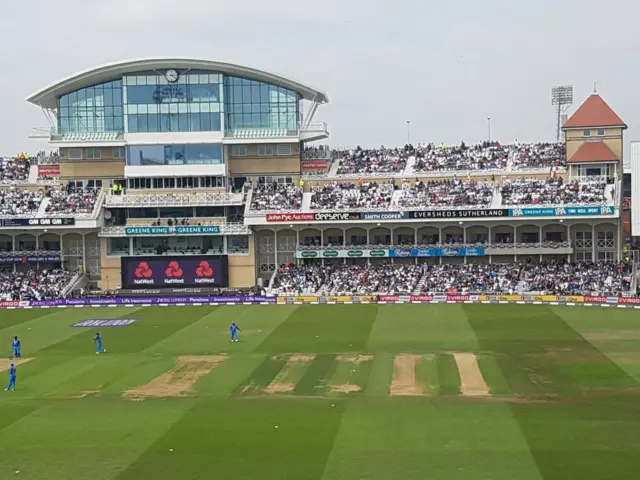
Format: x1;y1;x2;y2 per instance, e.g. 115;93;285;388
12;336;21;359
94;332;106;354
230;323;241;343
5;361;16;391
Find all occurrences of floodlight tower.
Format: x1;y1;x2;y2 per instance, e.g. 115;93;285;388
551;85;573;142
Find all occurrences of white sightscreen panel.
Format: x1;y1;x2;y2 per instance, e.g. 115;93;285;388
632;142;640;236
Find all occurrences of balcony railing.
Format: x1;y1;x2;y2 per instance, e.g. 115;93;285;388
105;191;244;207
296;241;571;251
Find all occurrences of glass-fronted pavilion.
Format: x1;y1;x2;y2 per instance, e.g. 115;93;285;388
26;58;329;139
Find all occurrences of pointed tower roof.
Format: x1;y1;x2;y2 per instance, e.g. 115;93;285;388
563;93;626;129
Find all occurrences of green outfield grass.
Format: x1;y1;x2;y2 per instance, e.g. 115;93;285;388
1;304;640;479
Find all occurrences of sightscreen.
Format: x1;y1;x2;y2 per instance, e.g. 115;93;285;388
121;255;229;289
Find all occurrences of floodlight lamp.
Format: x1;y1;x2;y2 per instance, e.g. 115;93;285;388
551;85;574;106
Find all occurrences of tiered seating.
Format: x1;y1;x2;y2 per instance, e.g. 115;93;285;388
273;264;422;295
0;269;75;301
0;187;44;216
413;142;507;173
511;143;566;170
398;180;493;209
335;146;409;175
249;184;303;211
501;178;607;206
310;182;393;210
420;262;631;294
0;155;31;182
45;187;100;216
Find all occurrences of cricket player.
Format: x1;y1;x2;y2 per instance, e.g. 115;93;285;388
5;361;16;391
95;332;106;354
12;336;21;359
230;323;241;343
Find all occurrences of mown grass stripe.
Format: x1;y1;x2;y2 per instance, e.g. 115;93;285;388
415;353;439;396
294;354;337;395
234;355;288;395
477;354;512;396
437;353;461;395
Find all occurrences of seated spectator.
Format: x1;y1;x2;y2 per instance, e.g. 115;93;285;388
335;146;409;175
413;141;507;173
310;181;393;210
420;261;631;295
511;142;566;170
398;179;493;208
0;155;31;182
0;269;76;301
272;264;422;295
45;186;100;216
250;183;303;211
0;187;44;216
501;177;607;206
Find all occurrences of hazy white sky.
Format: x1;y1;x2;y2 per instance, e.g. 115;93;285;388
1;0;639;157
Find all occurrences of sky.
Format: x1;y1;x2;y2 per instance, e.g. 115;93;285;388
1;0;639;161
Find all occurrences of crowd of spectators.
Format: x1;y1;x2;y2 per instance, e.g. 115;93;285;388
0;269;75;301
0;155;31;183
420;261;631;295
45;186;100;216
398;179;493;209
273;261;631;296
272;264;422;295
250;183;303;211
335;146;409;175
0;187;44;216
501;177;608;206
511;143;566;170
413;141;508;173
310;181;393;210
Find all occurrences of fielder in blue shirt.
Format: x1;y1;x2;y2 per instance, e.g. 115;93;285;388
12;336;21;359
230;323;241;343
95;333;106;354
5;361;16;391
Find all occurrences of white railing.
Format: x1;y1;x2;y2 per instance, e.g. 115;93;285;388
296;241;572;251
37;156;60;165
301;166;568;180
569;175;609;184
100;222;251;236
104;191;244;207
0;250;61;257
301;121;328;133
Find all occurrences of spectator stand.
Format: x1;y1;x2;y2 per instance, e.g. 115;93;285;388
44;186;105;218
270;261;632;297
0;269;77;301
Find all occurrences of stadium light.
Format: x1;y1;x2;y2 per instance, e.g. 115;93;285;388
551;85;573;142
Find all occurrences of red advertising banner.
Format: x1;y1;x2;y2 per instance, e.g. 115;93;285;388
301;160;329;170
447;294;471;302
266;213;315;222
378;295;400;302
618;297;640;305
0;301;19;308
38;165;60;176
584;296;607;303
410;295;434;302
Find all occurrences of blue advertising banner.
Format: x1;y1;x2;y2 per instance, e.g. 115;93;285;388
360;212;409;221
389;248;485;257
0;218;75;227
124;225;221;236
0;254;61;264
509;206;615;217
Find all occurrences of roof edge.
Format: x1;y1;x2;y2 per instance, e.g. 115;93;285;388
26;57;329;109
